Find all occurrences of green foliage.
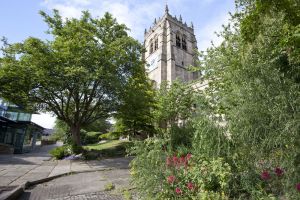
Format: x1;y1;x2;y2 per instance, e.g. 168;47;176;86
197;0;300;198
50;119;70;142
153;81;196;133
129;138;167;199
123;190;133;200
130;1;300;199
116;76;156;138
70;143;84;154
129;138;232;199
82;131;102;144
83;140;131;159
104;182;115;191
49;146;70;159
0;10;147;146
99;132;121;140
82;118;111;133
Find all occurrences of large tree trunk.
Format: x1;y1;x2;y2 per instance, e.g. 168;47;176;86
70;124;81;146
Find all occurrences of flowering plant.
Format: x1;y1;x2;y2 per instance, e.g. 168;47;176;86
160;153;231;199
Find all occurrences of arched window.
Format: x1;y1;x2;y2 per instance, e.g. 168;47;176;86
176;34;181;48
182;35;187;50
149;39;153;54
154;38;158;50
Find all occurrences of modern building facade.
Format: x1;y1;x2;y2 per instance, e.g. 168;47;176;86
0;98;44;154
144;5;200;86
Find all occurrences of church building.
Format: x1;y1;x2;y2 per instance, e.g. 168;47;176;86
144;5;200;86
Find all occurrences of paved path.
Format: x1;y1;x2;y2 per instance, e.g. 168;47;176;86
0;145;132;187
0;144;133;200
19;169;132;200
0;144;60;187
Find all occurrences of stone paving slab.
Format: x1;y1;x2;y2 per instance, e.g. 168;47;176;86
0;142;133;199
70;161;91;172
18;170;130;200
20;191;123;200
0;144;58;187
0;156;133;187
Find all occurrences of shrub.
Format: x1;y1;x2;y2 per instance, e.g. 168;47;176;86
129;138;167;199
130;138;232;199
123;190;133;200
82;149;100;160
82;131;102;144
104;182;115;191
71;143;84;154
49;146;70;159
99;132;121;140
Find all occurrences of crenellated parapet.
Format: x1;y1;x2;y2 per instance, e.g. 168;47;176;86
144;5;194;39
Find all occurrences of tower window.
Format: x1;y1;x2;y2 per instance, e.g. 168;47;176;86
182;35;187;50
176;34;181;48
150;39;153;54
154;38;158;50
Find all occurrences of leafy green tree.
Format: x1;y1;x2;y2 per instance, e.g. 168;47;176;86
0;10;145;146
154;81;196;132
198;0;300;197
153;81;196;148
51;119;70;142
116;76;155;139
82;118;111;133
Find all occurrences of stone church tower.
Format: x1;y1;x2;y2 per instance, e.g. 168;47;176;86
144;5;199;86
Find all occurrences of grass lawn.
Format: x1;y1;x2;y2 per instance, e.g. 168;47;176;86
83;140;132;159
84;140;130;150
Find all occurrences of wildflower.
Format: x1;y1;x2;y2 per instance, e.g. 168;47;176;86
175;187;182;195
261;170;271;180
173;156;178;165
274;167;284;177
180;156;186;165
186;153;192;161
187;182;194;190
166;157;172;166
296;183;300;192
167;175;175;184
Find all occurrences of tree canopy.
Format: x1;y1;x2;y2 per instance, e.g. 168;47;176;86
0;10;147;146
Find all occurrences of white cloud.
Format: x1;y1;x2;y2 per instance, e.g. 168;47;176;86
41;0;163;40
41;0;232;48
31;113;56;129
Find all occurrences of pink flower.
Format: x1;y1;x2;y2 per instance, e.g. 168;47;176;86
175;187;182;195
173;156;178;165
186;153;192;161
180;156;186;164
166;157;172;166
296;183;300;192
274;167;284;177
261;170;271;180
167;175;175;184
187;182;194;190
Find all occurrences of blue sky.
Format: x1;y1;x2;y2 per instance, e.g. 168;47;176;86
0;0;235;128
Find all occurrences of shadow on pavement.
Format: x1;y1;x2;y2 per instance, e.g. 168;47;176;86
0;144;60;165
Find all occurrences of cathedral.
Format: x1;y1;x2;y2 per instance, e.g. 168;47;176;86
144;5;200;87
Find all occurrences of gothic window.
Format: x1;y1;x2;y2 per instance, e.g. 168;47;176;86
154;38;158;50
149;39;153;54
182;35;187;50
176;34;181;48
